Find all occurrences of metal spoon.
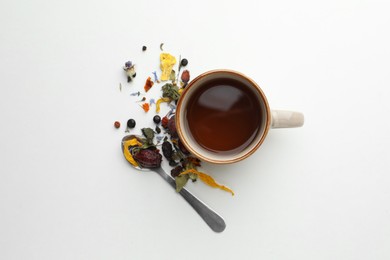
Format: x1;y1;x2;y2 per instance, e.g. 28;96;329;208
121;135;226;232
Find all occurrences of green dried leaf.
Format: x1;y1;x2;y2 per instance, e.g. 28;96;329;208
189;172;198;182
162;83;180;101
170;69;176;82
141;128;155;145
175;174;189;192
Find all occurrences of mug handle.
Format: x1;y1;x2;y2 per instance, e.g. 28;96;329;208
271;110;304;128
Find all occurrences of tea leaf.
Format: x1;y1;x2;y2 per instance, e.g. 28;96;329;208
175;174;189;192
162;83;180;101
141;128;155;145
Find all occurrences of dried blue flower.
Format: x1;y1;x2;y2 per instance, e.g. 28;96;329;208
130;91;141;96
123;61;136;82
149;98;156;106
152;71;160;83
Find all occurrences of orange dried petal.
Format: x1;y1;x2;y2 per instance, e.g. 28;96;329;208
180;169;234;196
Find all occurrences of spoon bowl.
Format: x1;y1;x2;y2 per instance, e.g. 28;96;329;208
121;135;226;232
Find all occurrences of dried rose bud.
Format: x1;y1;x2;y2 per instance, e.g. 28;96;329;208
178;139;190;155
167;116;177;138
161;116;169;128
181;70;190;83
133;149;162;168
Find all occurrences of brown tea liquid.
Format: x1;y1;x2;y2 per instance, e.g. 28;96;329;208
186;78;262;154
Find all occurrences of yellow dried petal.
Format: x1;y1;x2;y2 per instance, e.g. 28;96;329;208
123;138;142;167
180;169;235;196
156;97;171;113
160;53;176;81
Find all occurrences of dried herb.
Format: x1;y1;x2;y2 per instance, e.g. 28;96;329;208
123;61;136;82
171;165;183;177
179;169;234;195
162;83;180;101
160;53;176;81
123;138;143;167
141;103;150;112
144;76;154;92
162;140;174;160
167;116;177;138
152;71;160;83
141;127;155;145
133;149;162;168
181;70;190;83
175;174;189;192
130;91;141;96
170;70;176;82
161;116;169;128
156;97;171;113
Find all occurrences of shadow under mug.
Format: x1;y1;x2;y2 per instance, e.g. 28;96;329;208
175;69;304;164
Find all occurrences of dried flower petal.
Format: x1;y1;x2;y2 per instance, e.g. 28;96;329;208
123;138;143;167
179;169;234;195
156;97;171;113
144;77;154;92
160;53;176;81
142;103;150;112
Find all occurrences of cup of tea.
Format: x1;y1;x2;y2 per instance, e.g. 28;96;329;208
175;69;304;164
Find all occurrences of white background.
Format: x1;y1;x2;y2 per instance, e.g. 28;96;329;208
1;0;389;259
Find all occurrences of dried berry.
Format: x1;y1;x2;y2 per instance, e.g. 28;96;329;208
142;46;147;51
161;116;169;128
169;160;178;167
180;58;188;67
167;116;177;138
162;141;174;160
133;149;162;168
153;115;161;124
127;119;136;128
155;125;161;134
114;121;121;128
171;165;183;177
178;139;190;155
181;70;190;83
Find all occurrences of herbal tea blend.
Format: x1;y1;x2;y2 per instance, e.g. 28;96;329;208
116;44;234;195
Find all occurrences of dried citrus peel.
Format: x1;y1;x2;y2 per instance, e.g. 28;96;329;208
123;138;143;167
179;169;235;196
156;97;171;113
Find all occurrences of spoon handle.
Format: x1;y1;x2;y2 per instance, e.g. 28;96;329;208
154;167;226;232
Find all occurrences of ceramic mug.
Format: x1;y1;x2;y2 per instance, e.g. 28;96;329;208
175;69;304;164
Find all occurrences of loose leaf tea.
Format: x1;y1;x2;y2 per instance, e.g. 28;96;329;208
118;49;234;195
162;83;180;101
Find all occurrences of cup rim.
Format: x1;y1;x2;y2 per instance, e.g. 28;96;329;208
176;69;271;164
